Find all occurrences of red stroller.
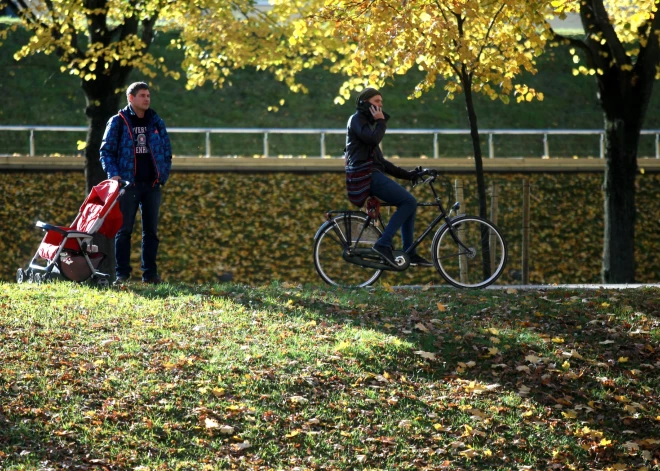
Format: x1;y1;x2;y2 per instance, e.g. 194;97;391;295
17;179;125;287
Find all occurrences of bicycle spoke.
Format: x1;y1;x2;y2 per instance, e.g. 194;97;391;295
433;216;507;289
314;215;383;288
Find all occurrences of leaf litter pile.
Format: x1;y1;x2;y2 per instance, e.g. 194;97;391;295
0;282;659;470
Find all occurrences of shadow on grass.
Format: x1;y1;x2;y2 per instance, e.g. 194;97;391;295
4;282;658;468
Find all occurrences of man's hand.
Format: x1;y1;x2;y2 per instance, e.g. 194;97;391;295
369;105;385;120
111;176;121;181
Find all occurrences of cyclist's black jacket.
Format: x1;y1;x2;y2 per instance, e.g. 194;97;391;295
344;104;414;180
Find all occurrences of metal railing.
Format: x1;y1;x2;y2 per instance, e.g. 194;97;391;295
1;125;660;159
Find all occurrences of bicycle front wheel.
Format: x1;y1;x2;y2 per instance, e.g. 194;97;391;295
432;215;507;289
313;214;383;288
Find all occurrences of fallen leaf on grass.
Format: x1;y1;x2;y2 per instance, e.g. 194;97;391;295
433;424;452;432
463;381;500;394
415;322;430;332
561;350;584;359
415;351;436;360
623;441;639;451
459;448;478;458
230;441;251;451
220;425;234;435
205;418;219;429
290;396;309;404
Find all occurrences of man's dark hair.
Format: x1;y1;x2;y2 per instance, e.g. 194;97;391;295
126;82;150;99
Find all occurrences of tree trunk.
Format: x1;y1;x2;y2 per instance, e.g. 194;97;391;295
462;77;487;220
462;74;492;279
601;116;639;283
572;1;660;283
82;80;124;280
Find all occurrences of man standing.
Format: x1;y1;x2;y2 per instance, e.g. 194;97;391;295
100;82;172;284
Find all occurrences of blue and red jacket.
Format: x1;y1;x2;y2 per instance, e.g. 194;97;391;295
100;105;172;186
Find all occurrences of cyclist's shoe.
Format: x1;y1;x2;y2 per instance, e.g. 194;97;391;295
372;244;398;267
409;253;433;267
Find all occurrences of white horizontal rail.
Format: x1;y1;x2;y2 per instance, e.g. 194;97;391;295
1;125;659;159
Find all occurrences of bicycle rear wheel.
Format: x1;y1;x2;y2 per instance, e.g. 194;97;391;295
313;214;383;288
432;215;507;289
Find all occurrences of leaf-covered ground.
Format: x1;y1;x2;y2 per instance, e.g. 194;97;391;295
1;281;659;470
3;171;660;286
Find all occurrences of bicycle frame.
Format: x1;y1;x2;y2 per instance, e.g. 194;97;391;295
325;176;471;258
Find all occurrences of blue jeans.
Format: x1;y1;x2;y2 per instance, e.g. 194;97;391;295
370;171;417;251
116;182;162;280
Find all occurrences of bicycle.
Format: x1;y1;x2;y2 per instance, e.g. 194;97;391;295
313;169;508;289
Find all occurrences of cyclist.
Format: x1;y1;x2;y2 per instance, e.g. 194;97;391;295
345;87;432;268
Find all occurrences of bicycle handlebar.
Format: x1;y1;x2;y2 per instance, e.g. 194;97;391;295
412;167;439;188
417;168;439;177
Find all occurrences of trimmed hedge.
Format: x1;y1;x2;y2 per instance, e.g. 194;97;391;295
2;171;659;285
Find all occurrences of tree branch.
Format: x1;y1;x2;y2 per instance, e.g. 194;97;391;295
548;26;598;69
84;0;110;45
141;14;158;49
633;1;660;88
8;0;47;29
444;57;461;77
436;2;458;49
476;2;507;64
589;0;629;68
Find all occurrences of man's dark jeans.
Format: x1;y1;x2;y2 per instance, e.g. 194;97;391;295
370;171;417;251
116;182;161;281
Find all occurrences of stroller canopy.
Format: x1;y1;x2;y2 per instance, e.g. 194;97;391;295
37;179;123;261
77;179;123;237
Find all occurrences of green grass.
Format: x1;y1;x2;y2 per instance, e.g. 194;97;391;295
1;281;659;469
2;27;660;158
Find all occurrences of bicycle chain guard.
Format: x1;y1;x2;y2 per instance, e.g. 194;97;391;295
343;248;409;272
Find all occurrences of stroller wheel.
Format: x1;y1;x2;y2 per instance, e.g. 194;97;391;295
42;273;52;284
28;270;35;283
34;273;42;284
97;278;110;289
16;268;25;284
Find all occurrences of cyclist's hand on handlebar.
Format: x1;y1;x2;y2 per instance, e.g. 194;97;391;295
410;167;424;187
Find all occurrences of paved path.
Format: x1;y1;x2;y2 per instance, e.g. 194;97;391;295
397;284;660;290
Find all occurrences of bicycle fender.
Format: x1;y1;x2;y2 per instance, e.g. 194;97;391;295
314;220;336;242
314;212;370;242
